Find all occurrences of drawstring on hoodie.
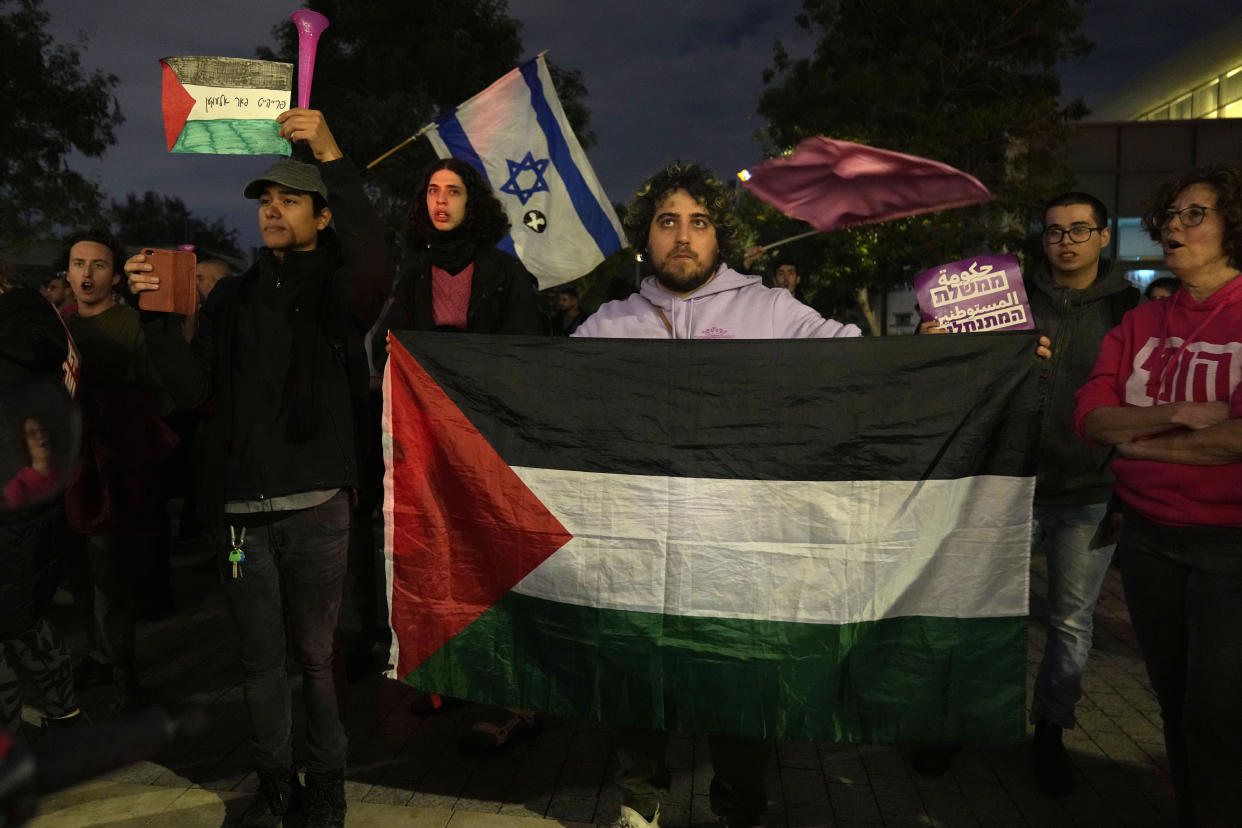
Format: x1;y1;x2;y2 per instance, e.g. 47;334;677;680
654;296;696;338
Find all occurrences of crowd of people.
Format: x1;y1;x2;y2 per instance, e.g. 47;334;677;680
0;104;1239;828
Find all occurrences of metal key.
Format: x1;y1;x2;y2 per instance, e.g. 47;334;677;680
229;526;246;579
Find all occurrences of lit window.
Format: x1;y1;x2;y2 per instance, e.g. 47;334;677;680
1195;81;1219;118
1223;66;1242;108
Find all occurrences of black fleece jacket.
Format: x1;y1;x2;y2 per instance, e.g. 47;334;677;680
142;157;389;521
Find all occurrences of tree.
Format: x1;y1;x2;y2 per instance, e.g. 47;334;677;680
109;192;242;258
0;0;122;252
754;0;1092;331
256;0;595;268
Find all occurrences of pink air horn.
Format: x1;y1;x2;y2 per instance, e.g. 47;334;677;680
290;9;329;108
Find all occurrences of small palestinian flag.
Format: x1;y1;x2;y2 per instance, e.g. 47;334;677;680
383;332;1041;744
160;56;292;155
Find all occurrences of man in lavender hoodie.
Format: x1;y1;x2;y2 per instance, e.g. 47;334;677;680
576;164;859;343
575;161;859;828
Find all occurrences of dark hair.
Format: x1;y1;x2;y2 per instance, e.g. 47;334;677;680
771;258;799;276
556;285;579;299
1141;165;1242;269
410;158;510;246
59;230;127;277
770;257;806;301
14;415;48;467
624;162;738;257
1145;276;1180;299
1043;192;1109;228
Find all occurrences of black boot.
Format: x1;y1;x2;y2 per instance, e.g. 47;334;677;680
1031;719;1076;795
239;770;302;828
304;770;346;828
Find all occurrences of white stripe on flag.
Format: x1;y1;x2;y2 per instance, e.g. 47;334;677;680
511;467;1032;624
181;84;290;121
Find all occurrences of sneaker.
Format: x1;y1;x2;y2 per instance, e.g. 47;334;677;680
1031;719;1076;795
40;709;88;730
459;707;542;755
239;771;302;828
304;770;346;828
612;804;660;828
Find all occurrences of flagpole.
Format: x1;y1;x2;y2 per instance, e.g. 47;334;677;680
758;228;820;252
366;49;552;171
366;124;435;170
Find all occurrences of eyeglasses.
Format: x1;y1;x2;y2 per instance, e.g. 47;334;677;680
1158;205;1214;228
1042;225;1104;244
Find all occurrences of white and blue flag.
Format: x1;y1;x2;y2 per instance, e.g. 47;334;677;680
423;55;625;289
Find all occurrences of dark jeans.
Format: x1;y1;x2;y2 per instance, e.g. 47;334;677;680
70;529;138;682
1119;512;1242;828
615;727;770;823
220;492;350;776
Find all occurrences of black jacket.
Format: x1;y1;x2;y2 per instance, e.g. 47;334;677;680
142;158;389;521
385;244;543;337
1028;267;1141;506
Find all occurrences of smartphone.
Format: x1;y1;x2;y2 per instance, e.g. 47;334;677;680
137;248;197;315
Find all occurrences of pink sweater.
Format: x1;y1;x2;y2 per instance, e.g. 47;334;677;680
1074;276;1242;527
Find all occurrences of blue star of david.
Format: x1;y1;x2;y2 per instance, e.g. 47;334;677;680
498;151;551;205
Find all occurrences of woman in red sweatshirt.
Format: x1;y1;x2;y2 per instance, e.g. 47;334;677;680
1075;165;1242;828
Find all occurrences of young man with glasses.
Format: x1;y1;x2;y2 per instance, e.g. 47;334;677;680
1026;192;1141;794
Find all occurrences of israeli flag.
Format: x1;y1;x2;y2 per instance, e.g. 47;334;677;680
424;56;625;289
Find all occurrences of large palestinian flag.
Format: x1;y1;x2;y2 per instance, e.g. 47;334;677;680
383;331;1041;744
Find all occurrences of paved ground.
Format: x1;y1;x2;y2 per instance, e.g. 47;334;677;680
20;536;1177;827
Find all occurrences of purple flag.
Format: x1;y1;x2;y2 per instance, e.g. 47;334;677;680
740;137;993;232
914;255;1034;333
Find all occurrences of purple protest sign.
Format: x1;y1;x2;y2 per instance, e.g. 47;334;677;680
914;254;1034;333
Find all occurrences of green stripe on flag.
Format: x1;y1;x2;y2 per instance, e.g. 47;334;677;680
403;591;1026;744
171;119;289;155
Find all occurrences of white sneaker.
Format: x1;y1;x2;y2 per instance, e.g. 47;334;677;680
611;804;660;827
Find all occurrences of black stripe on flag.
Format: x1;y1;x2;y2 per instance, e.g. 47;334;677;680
161;56;292;90
390;330;1042;482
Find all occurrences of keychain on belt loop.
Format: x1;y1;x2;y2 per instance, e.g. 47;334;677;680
229;525;246;579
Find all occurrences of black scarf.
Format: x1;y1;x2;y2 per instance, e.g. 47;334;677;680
426;225;477;275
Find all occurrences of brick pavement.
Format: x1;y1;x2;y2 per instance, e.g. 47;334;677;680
23;539;1177;827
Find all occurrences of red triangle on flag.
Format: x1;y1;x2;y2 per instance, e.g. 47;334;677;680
160;60;196;152
386;338;573;677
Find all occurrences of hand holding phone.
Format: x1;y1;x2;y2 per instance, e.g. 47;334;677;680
134;249;197;315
